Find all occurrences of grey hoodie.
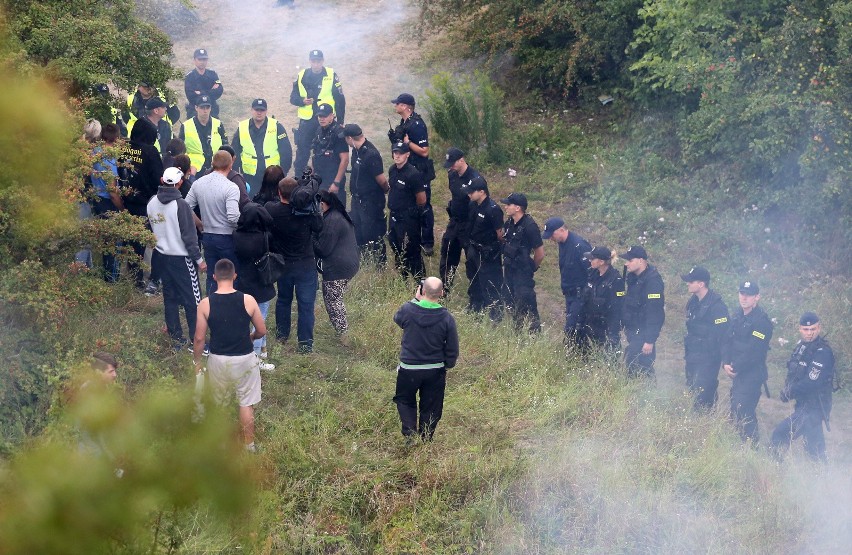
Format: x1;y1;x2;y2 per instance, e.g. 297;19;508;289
147;186;203;263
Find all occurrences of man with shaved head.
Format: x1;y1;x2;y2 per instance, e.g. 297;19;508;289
393;276;459;445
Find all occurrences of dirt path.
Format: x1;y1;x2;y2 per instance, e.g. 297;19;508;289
169;0;426;154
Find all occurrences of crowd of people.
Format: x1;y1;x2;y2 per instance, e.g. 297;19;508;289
79;48;835;459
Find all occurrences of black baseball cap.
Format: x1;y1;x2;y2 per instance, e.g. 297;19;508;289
584;246;612;261
94;83;109;95
193;48;209;59
620;245;648;260
309;49;324;60
500;192;528;209
338;123;363;138
799;312;820;326
738;280;759;295
391;141;410;154
138;82;152;88
541;217;565;239
145;97;167;110
444;147;464;169
195;95;212;107
391;93;415;106
251;98;268;110
316;103;334;117
681;266;711;284
466;175;488;193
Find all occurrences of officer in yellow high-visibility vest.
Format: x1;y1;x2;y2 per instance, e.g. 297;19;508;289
124;83;180;133
232;98;293;194
289;49;345;175
178;95;228;176
125;97;175;154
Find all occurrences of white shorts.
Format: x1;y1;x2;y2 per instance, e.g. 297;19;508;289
206;352;261;407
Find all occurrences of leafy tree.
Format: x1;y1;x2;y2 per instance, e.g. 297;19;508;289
2;0;180;98
421;0;643;95
629;0;850;229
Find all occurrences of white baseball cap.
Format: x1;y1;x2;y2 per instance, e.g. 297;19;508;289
163;167;184;185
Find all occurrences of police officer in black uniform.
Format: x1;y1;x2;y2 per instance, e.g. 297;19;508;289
389;93;435;256
440;147;478;294
681;266;730;411
291;50;345;175
578;246;624;350
184;48;223;118
722;280;773;443
620;245;665;377
466;176;504;322
770;312;834;462
310;103;349;206
500;193;544;332
387;141;427;278
542;217;591;342
343;124;389;264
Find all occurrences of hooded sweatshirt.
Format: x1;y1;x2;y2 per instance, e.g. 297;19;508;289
147;186;203;263
121;118;164;215
394;299;459;370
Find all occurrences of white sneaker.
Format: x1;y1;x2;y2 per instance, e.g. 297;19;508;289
259;349;268;359
260;362;276;372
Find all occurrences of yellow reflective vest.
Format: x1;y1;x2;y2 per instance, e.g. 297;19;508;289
238;118;281;176
296;67;335;120
183;117;222;171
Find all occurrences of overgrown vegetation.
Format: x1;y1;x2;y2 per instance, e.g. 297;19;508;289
0;0;850;552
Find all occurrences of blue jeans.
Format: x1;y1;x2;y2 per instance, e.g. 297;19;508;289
253;300;270;354
276;267;317;349
202;233;237;294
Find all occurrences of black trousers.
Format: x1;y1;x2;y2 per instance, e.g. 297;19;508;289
159;254;202;342
685;356;721;411
388;212;423;278
294;118;319;175
624;335;655;377
393;366;447;440
770;406;826;462
730;378;762;443
504;266;540;332
578;319;620;351
351;195;387;265
420;184;434;249
466;245;503;321
439;218;468;293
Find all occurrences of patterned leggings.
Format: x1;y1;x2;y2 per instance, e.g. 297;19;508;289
322;279;350;334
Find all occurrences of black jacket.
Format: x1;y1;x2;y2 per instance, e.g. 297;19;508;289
313;209;359;281
394;300;459;369
622;264;665;344
684;289;729;363
233;202;276;303
580;265;624;345
120;119;164;215
721;306;773;383
784;336;834;417
264;201;323;271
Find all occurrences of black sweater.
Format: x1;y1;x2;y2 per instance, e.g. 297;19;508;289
394;300;459;369
313;209;359;281
233;202;276;303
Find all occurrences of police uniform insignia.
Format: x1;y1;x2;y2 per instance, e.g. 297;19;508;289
648;293;661;299
714;317;728;324
446;154;450;161
278;133;287;139
809;367;821;380
744;281;751;288
616;291;625;296
752;330;766;339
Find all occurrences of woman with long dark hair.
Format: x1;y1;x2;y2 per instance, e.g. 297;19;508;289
253;165;285;206
314;190;359;340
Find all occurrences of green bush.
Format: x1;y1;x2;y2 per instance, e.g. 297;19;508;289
423;71;505;162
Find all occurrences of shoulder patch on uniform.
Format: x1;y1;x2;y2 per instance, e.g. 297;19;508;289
616;291;625;297
809;368;821;380
647;293;661;299
714;317;728;324
752;330;766;340
477;213;485;218
278;133;287;139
